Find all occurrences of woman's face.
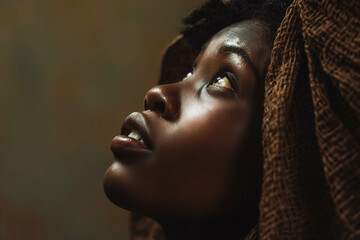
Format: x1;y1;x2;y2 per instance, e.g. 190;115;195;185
104;19;272;220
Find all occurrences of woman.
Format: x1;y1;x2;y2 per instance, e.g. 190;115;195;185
104;0;290;239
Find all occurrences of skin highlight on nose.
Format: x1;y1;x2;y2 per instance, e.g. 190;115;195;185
104;19;270;229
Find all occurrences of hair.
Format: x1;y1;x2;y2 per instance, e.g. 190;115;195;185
130;1;293;239
181;0;292;51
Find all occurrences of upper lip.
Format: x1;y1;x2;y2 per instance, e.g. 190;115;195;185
121;112;153;150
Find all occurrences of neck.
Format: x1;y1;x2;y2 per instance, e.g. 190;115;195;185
159;215;255;240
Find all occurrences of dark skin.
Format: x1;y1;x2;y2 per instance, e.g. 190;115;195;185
104;19;273;239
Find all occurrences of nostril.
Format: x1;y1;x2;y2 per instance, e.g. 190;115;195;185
144;84;179;121
144;99;149;111
144;93;165;116
154;102;165;115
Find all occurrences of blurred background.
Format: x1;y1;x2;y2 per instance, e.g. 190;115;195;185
0;0;203;239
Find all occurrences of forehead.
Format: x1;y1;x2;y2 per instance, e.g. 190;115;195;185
209;18;270;49
225;19;267;40
202;19;272;76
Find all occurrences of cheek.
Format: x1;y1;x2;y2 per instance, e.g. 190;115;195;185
152;100;251;215
167;100;249;159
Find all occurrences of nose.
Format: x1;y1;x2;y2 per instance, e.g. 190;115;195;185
144;84;180;121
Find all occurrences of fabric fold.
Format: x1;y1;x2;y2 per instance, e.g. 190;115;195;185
260;0;360;238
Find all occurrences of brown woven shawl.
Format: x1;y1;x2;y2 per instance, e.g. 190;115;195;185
130;0;360;239
260;0;360;239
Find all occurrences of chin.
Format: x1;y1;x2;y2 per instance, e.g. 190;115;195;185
103;163;158;218
103;163;133;212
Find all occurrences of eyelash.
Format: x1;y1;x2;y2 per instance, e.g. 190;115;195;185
210;72;238;91
182;67;195;81
182;68;238;92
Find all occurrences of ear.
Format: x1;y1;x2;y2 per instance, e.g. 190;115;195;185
158;35;197;85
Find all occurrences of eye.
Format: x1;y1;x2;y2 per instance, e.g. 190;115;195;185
210;72;238;91
182;72;192;81
182;67;195;81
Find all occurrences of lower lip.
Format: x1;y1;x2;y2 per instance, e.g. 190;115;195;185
111;135;152;161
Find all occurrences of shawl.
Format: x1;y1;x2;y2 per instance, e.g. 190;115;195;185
130;0;360;239
260;0;360;239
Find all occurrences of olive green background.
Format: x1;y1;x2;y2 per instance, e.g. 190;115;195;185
0;0;203;239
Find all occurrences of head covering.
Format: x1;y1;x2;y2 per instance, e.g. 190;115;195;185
129;0;360;238
260;0;360;239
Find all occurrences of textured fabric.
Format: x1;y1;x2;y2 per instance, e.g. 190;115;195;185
260;0;360;239
129;0;360;239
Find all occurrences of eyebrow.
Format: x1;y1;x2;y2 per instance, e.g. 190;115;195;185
218;45;261;80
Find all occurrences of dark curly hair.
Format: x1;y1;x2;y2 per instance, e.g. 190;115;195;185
181;0;292;50
131;2;294;239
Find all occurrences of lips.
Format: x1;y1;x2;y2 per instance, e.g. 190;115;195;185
111;112;153;160
121;112;153;150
